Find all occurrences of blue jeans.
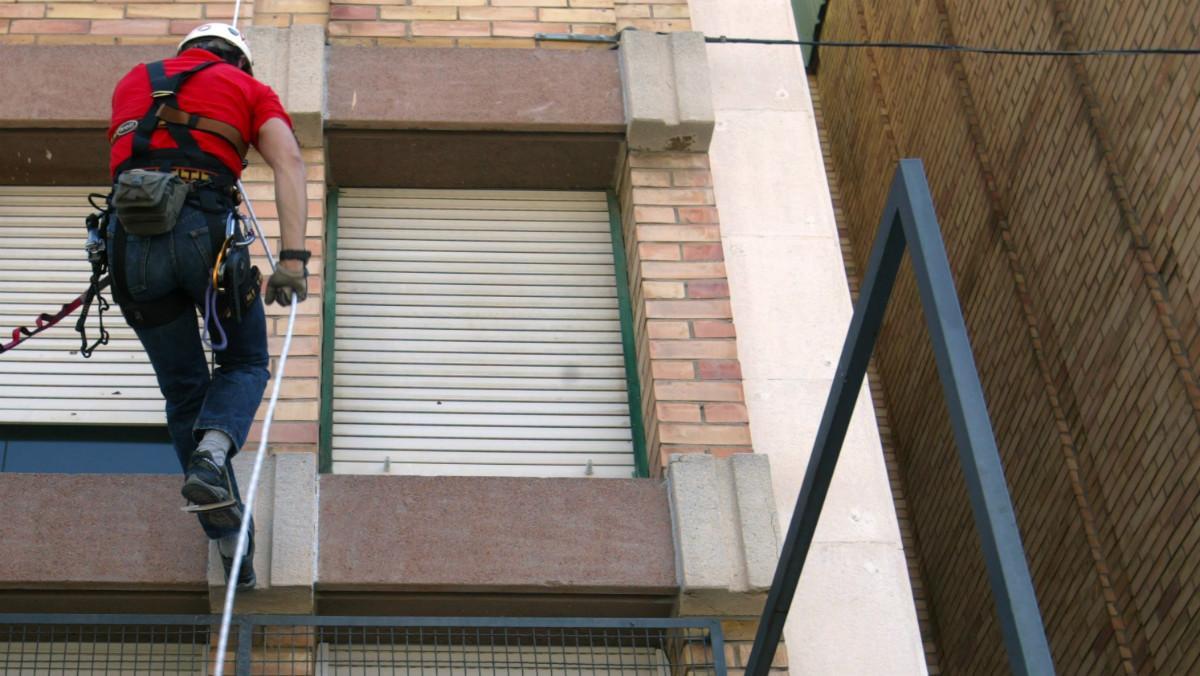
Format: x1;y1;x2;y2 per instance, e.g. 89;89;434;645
109;201;269;539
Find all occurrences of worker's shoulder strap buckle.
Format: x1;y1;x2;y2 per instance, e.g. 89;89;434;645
151;89;175;98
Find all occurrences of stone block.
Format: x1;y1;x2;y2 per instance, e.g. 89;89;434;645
619;30;714;152
669;453;781;616
244;25;325;148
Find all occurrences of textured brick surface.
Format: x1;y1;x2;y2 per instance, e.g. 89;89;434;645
617;151;751;474
241;149;326;456
816;1;1200;674
2;2;265;42
0;0;690;45
327;0;642;47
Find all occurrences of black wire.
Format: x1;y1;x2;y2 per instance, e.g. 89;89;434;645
535;31;1200;57
704;35;1200;56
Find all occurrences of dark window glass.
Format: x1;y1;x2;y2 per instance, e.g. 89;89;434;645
0;426;177;474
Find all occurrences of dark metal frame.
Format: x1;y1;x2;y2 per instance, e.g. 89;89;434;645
0;613;725;675
745;160;1055;676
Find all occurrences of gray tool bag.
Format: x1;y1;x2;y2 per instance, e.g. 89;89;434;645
111;169;188;236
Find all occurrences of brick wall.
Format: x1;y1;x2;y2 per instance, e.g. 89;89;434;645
0;1;249;44
617;150;751;475
816;0;1200;673
0;0;692;46
242;148;325;456
327;0;619;48
615;0;687;32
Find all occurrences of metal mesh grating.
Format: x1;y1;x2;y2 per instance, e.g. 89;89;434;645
0;621;214;674
0;615;724;675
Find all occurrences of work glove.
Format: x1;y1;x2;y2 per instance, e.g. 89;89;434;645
265;263;307;306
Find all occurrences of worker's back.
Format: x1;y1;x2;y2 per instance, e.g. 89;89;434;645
108;48;289;179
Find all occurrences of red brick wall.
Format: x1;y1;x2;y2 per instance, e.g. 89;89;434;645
241;148;326;455
816;0;1200;673
0;1;250;44
617;150;751;475
0;0;697;46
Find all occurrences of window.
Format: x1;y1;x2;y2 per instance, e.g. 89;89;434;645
325;188;640;478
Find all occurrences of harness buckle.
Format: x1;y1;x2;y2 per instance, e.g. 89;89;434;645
151;90;175;98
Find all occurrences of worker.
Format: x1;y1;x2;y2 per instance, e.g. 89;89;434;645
106;23;309;590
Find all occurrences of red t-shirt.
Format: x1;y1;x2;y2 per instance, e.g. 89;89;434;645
109;48;292;178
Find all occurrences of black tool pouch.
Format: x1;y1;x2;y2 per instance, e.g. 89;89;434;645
219;265;262;322
112;169;188;236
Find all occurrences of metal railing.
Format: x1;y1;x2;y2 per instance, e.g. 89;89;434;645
745;159;1055;675
0;613;724;675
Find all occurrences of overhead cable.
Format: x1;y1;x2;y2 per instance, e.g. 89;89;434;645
534;31;1200;57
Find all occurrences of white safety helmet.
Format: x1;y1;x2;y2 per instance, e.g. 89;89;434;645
178;23;253;72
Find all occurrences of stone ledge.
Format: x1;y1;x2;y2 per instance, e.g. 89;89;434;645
318;475;676;594
0;473;208;590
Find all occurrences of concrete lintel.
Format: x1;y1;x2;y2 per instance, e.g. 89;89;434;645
619;30;715;152
244;25;325;148
669;454;781;616
318;475;676;593
0;474;209;591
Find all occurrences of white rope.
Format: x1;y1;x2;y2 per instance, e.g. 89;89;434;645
232;0;243;30
212;184;296;676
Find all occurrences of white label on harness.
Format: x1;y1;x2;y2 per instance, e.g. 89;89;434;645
113;119;138;141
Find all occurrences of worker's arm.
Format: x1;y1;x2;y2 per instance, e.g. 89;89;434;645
256;117;309;304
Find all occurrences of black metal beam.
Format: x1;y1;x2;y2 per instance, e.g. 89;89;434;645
745;159;1054;676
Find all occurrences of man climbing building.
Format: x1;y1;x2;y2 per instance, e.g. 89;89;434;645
106;23;309;590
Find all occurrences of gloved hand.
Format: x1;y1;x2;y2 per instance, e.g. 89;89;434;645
265;262;307;306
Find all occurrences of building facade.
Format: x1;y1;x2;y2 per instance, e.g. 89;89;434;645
0;0;926;673
813;0;1200;674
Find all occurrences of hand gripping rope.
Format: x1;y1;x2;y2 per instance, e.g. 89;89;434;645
212;180;298;676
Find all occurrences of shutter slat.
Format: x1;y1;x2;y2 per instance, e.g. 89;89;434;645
333;399;630;415
334;351;623;367
333;411;631;427
335;302;618;319
339;187;605;201
334;315;620;331
337;227;610;243
334;339;623;355
334;362;627;379
332;461;634;478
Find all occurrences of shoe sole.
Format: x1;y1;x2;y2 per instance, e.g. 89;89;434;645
182;480;243;531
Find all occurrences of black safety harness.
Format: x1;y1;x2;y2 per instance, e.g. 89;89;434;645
108;58;258;332
1;57;261;359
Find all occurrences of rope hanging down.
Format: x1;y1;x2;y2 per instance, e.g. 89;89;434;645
212;181;296;676
534;30;1200;57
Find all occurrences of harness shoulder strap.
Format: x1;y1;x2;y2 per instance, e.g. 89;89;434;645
127;60;244;173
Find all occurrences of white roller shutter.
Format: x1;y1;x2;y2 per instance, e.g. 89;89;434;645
333;188;635;478
0;187;163;425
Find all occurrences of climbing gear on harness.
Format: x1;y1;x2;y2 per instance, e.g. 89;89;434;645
178;24;254;73
0;196;114;358
111;58;249;180
76;203;113;358
200;210;261;350
111;169;189;236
